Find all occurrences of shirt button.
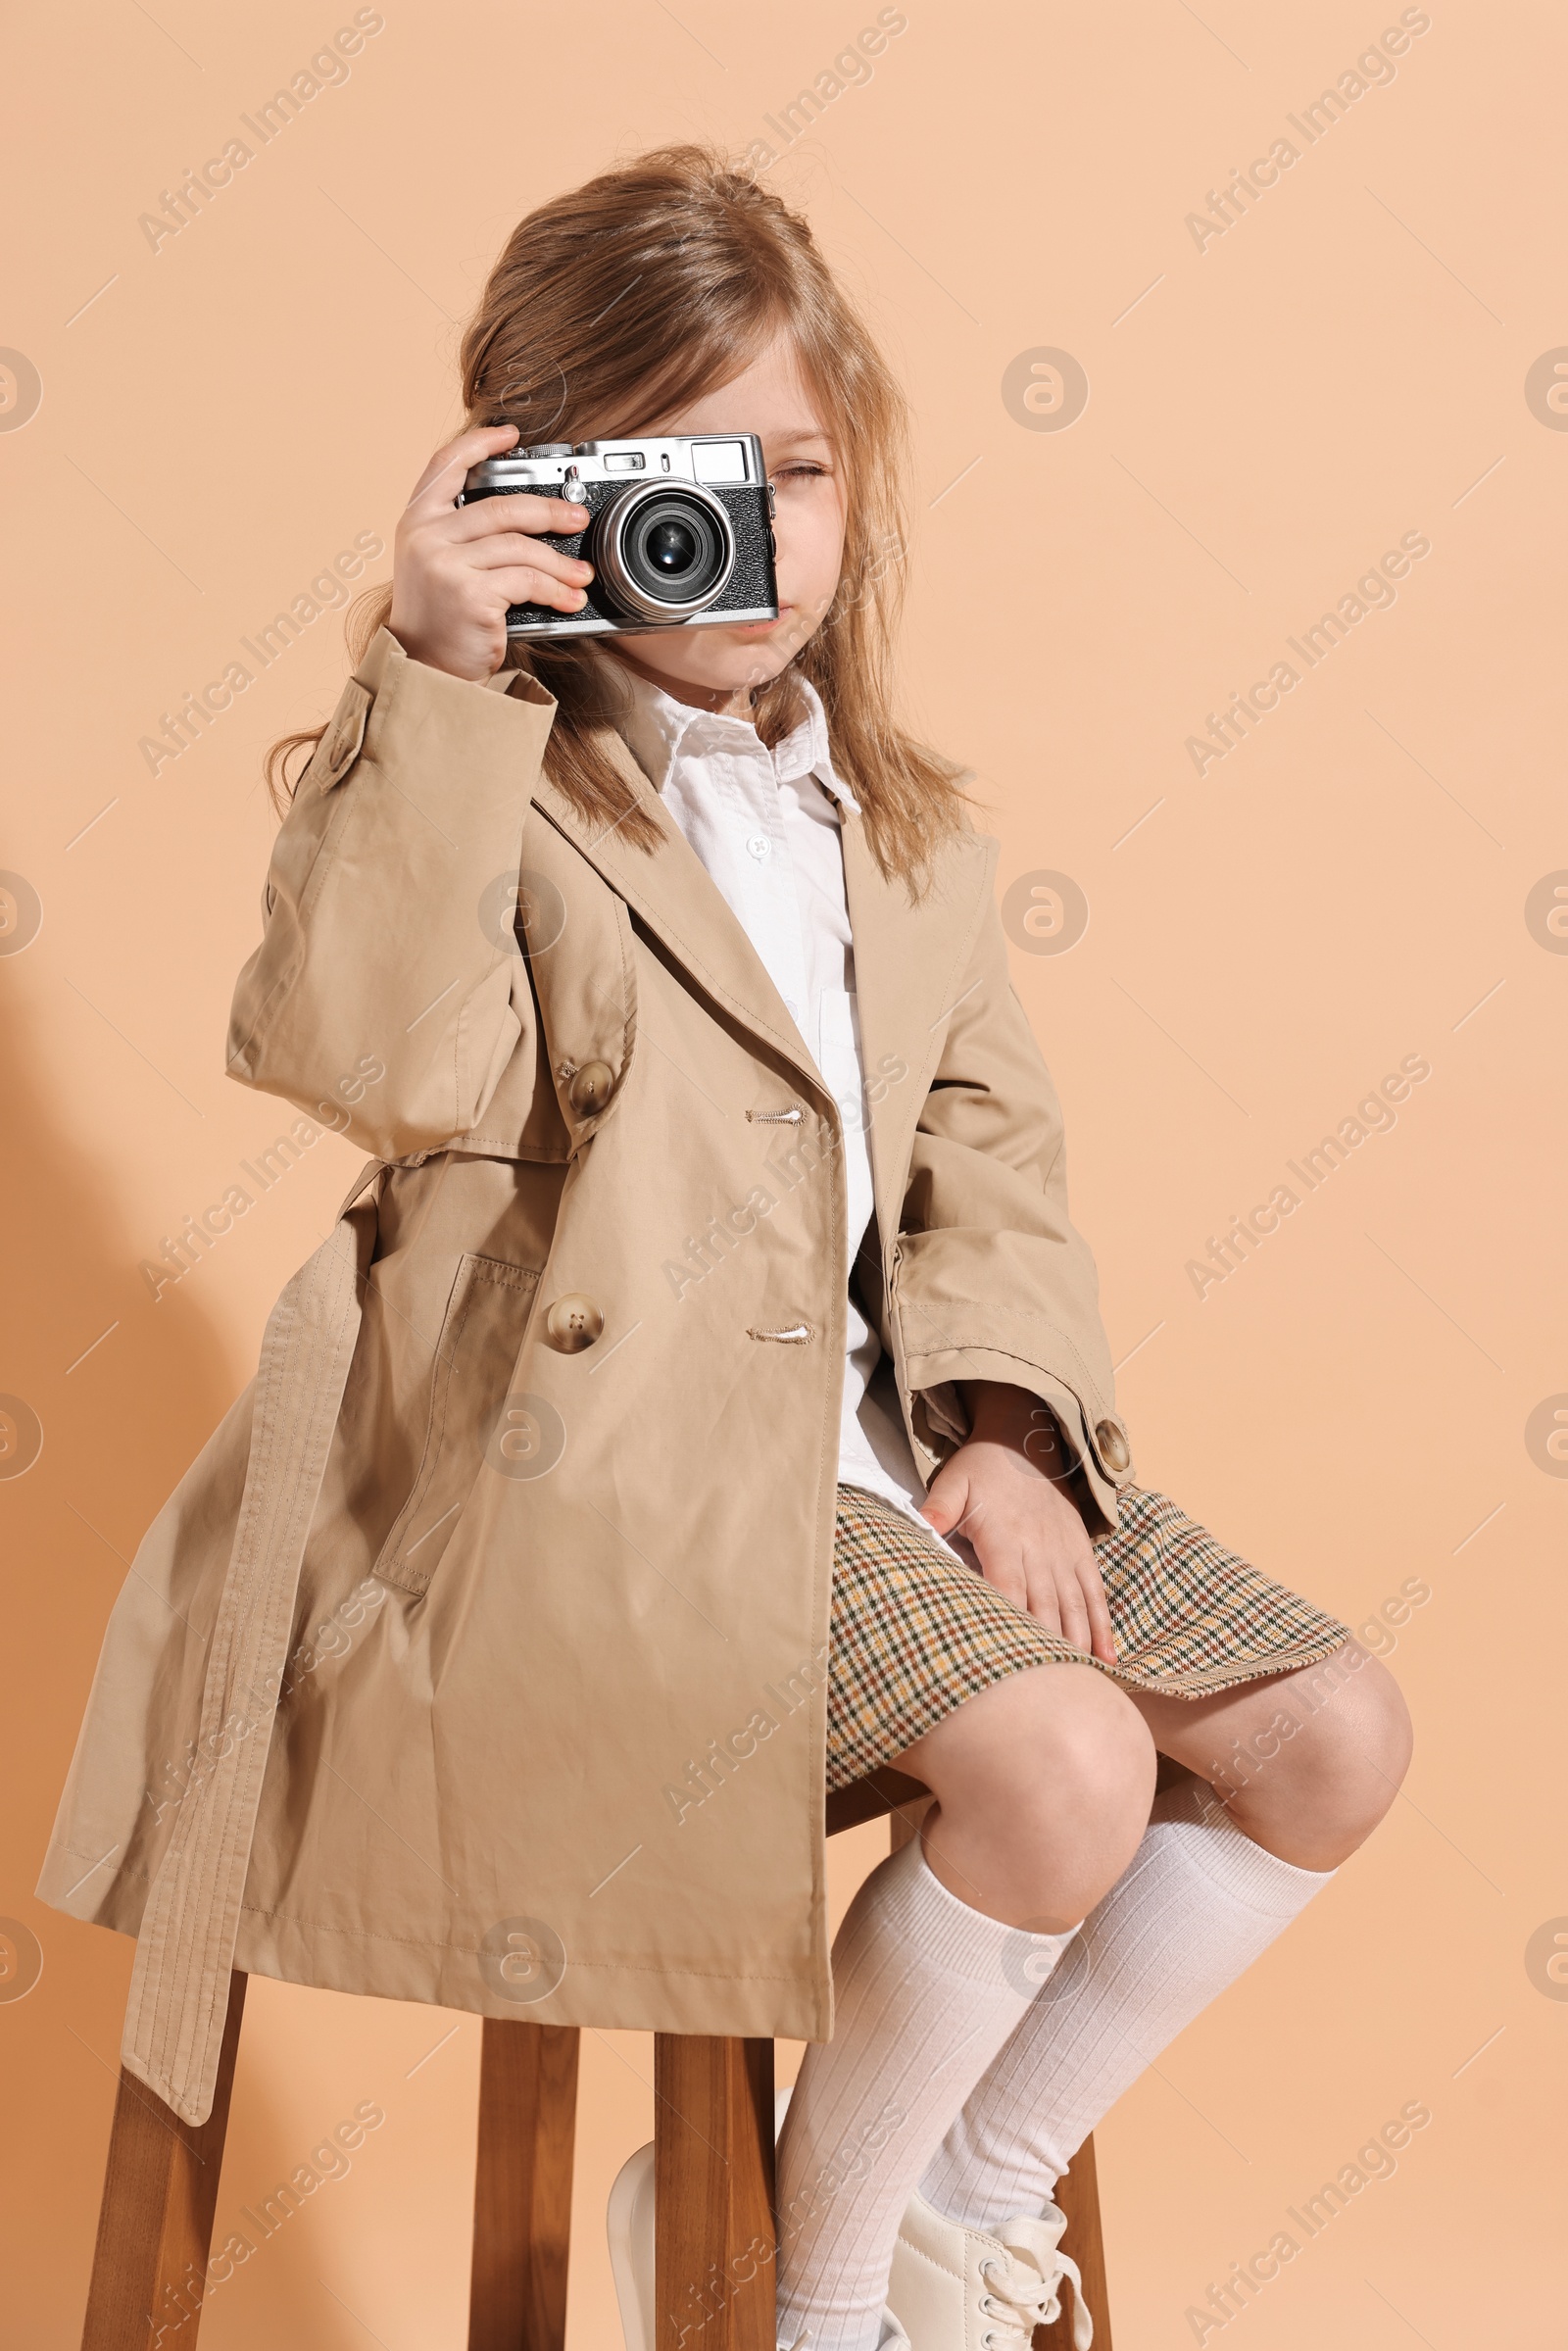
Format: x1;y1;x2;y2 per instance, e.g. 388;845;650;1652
746;833;772;860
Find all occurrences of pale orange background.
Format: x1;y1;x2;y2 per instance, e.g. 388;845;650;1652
3;2;1564;2343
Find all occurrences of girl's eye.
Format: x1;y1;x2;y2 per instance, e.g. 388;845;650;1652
775;464;828;481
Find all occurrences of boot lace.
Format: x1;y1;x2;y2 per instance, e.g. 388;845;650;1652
977;2210;1092;2350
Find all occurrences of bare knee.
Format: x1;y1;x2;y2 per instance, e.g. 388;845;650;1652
1314;1650;1413;1841
1232;1648;1414;1869
905;1665;1156;1925
1025;1664;1157;1830
911;1663;1153;1818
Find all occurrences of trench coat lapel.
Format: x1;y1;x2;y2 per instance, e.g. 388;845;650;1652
529;736;832;1099
527;719;997;1213
839;806;997;1237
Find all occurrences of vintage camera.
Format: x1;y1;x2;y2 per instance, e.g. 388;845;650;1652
461;434;779;639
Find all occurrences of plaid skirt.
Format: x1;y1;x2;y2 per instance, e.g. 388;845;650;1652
826;1483;1349;1793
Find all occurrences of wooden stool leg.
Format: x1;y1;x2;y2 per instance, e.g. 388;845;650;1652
80;1968;247;2351
1038;2132;1112;2350
655;2034;775;2351
468;2018;580;2351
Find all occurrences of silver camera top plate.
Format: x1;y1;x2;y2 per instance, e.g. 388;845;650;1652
469;432;767;492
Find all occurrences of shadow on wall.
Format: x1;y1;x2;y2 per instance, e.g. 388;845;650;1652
0;993;257;2346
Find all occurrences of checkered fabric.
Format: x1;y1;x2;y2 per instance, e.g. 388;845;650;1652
826;1484;1349;1793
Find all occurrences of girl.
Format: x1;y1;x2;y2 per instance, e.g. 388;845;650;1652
41;148;1412;2351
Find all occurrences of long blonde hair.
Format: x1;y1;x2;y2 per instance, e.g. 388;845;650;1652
270;144;964;881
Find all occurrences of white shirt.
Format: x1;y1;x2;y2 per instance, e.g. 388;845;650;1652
609;661;933;1526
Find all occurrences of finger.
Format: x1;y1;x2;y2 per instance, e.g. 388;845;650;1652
975;1535;1030;1616
1021;1559;1064;1638
919;1464;972;1539
404;424;521;517
464;531;595;587
448;493;591;545
1050;1558;1094;1654
1076;1557;1119;1665
487;565;590;614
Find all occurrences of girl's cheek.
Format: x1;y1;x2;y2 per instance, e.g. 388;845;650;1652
780;511;848;610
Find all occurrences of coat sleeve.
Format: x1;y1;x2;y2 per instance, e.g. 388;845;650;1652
226;627;556;1161
891;875;1132;1533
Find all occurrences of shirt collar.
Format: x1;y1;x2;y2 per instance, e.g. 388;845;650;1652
607;656;859;814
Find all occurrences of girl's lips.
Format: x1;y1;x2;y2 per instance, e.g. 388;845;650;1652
728;605;792;636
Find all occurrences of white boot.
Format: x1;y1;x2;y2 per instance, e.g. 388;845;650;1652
888;2189;1091;2351
609;2121;901;2351
607;2139;656;2351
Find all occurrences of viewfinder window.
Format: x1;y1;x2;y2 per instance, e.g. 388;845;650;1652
691;440;748;482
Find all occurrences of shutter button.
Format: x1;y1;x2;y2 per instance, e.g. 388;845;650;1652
544;1295;604;1352
1095;1420;1130;1472
567;1059;615;1114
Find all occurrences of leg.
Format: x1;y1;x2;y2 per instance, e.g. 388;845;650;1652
82;1969;246;2351
919;1766;1337;2234
900;1659;1158;1931
468;2019;579;2351
776;1665;1152;2351
890;1794;1114;2343
1131;1642;1414;1869
655;2034;775;2351
919;1643;1411;2246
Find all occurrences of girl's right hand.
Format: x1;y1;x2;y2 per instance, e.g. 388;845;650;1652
388;423;595;681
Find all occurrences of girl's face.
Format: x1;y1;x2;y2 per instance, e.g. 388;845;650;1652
608;333;847;713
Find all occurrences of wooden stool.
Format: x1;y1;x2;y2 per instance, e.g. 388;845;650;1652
79;1771;1110;2350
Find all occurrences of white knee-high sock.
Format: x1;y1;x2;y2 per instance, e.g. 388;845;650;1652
919;1775;1335;2231
774;1834;1078;2351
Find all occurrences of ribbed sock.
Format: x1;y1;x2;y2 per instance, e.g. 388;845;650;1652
774;1834;1078;2351
918;1775;1335;2230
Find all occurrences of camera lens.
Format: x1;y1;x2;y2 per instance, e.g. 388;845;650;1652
624;496;722;601
596;482;736;621
647;519;698;573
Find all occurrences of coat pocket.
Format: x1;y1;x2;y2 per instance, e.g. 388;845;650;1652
372;1251;540;1597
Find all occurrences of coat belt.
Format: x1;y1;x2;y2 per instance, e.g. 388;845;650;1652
121;1166;382;2124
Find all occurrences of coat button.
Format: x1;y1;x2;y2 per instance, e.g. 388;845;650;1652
1095;1419;1130;1472
316;683;370;789
567;1058;615;1115
544;1294;604;1352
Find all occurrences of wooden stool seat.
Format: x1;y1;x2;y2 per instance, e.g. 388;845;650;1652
79;1772;1109;2349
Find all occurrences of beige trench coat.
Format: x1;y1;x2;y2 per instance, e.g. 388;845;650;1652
38;627;1135;2125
